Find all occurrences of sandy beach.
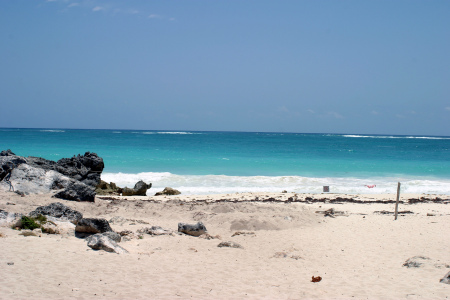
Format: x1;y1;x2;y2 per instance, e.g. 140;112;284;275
1;190;449;299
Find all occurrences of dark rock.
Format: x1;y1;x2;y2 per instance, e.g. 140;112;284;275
75;218;113;234
53;181;96;202
27;152;104;187
440;271;450;284
122;180;151;196
0;149;15;156
29;202;83;224
86;234;128;254
155;187;181;196
178;221;207;237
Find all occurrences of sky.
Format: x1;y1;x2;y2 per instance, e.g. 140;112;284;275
1;0;449;136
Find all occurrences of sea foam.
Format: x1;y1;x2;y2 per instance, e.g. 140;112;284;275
101;172;450;195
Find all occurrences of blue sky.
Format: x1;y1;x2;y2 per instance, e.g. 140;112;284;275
1;0;449;135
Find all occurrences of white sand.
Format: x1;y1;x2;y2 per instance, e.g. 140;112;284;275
0;190;449;299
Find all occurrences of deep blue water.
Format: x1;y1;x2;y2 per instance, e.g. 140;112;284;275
1;128;449;194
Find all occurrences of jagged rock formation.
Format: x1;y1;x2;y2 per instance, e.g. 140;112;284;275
0;150;104;202
95;180;122;195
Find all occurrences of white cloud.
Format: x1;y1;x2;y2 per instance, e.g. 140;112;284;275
68;3;79;8
92;6;103;12
169;17;176;21
446;107;450;111
148;14;161;19
371;110;379;115
307;109;315;114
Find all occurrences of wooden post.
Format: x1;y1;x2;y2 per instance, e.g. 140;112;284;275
394;182;401;220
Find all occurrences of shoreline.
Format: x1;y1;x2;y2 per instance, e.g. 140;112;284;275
96;192;450;204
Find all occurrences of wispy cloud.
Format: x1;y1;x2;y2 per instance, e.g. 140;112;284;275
44;0;175;21
446;107;450;111
92;6;104;12
370;110;379;115
148;14;162;19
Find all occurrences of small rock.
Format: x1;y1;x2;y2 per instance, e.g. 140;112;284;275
217;241;244;249
403;256;431;268
87;234;128;254
75;218;113;234
155;187;181;196
178;222;207;237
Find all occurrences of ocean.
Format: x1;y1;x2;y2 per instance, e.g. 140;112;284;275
1;128;449;195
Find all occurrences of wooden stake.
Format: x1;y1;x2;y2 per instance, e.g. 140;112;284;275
394;182;401;220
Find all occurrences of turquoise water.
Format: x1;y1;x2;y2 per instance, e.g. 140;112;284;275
1;128;449;195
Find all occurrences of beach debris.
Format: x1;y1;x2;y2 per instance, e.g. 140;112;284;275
75;218;113;234
217;241;244;249
231;231;256;237
440;271;450;284
427;213;436;216
19;228;42;237
7;262;14;265
121;180;151;196
155;187;181;196
374;210;414;215
272;252;303;260
315;208;347;218
29;202;83;224
119;230;138;241
138;226;175;236
86;233;128;254
199;233;221;240
178;221;207;237
403;256;431;268
311;276;322;283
